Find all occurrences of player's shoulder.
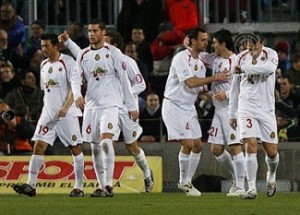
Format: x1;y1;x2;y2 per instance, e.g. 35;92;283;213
123;54;135;64
263;46;277;55
60;53;74;61
173;48;189;60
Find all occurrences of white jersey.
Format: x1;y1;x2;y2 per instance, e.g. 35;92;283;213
71;42;137;111
211;54;236;108
40;53;81;120
229;46;278;118
164;49;208;110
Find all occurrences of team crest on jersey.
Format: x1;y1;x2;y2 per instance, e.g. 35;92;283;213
72;135;77;141
132;131;137;138
108;123;113;129
48;67;53;74
218;62;222;68
230;133;235;140
45;79;57;92
252;59;257;65
105;54;109;58
122;62;127;70
270;132;275;139
95;54;100;61
261;57;265;61
194;64;198;71
59;67;62;72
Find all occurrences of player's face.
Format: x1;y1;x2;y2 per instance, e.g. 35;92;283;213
193;32;208;52
212;38;224;55
247;41;263;58
41;40;57;58
88;24;106;46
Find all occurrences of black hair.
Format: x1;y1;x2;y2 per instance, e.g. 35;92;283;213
41;33;59;45
187;27;206;46
105;30;124;50
89;18;106;30
213;29;234;51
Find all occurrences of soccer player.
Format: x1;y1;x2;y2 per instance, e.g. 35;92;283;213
12;33;85;197
59;30;154;193
162;27;229;196
71;19;138;197
208;29;245;196
229;32;279;199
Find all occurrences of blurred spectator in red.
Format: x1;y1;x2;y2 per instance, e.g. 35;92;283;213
4;70;43;121
140;92;163;142
275;41;291;75
0;62;18;99
0;102;34;155
165;0;199;31
151;21;185;75
67;22;89;49
25;19;45;52
131;25;153;73
0;2;25;53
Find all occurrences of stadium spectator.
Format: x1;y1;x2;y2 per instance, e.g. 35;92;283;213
25;19;45;52
117;0;164;43
25;47;44;86
0;62;19;99
131;25;153;73
4;70;43;121
140;92;163;142
67;22;89;49
0;2;25;52
0;102;34;155
274;41;291;74
286;53;300;99
151;21;185;76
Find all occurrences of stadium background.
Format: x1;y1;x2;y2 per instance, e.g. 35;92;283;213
3;0;300;193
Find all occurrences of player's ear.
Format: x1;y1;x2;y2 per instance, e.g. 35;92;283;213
102;29;107;36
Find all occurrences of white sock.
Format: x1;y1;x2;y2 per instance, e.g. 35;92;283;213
233;152;245;190
27;155;44;189
91;143;105;189
133;148;151;178
72;152;84;190
178;151;190;185
215;150;235;179
100;139;115;187
245;153;258;192
265;153;279;182
188;152;201;182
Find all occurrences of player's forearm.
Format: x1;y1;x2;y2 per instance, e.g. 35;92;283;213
185;75;216;88
65;39;82;59
242;61;277;75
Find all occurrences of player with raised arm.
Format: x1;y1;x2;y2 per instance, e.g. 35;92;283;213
208;29;246;196
229;32;279;199
71;19;138;197
12;33;85;197
162;27;229;196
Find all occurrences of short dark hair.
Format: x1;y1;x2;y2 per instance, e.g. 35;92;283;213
89;18;106;30
41;33;59;45
213;29;234;51
106;30;124;49
187;27;206;46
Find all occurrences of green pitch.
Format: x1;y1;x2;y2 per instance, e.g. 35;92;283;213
1;192;299;215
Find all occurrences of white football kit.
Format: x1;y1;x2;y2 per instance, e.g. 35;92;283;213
162;49;208;140
32;53;82;146
208;54;240;145
229;46;279;143
72;43;137;143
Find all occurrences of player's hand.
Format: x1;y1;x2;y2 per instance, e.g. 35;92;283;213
75;96;85;110
58;31;70;42
229;119;237;130
58;107;68;118
129;110;139;122
214;70;230;82
183;36;192;51
213;91;226;101
234;65;243;74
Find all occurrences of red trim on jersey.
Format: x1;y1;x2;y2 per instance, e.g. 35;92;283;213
262;49;268;59
58;59;67;72
40;59;49;69
238;51;249;65
80;48;90;62
228;58;232;71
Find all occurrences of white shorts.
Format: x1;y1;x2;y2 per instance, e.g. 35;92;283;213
32;111;82;147
82;107;119;143
239;110;278;144
208;107;241;145
113;109;142;144
162;99;201;140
